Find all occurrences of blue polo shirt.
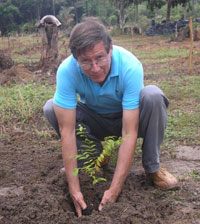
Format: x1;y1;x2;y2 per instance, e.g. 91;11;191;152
53;45;144;114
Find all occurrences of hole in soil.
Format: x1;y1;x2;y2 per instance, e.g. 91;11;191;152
66;202;98;216
65;194;99;216
82;204;95;216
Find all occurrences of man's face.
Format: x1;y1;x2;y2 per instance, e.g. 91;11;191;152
77;41;112;84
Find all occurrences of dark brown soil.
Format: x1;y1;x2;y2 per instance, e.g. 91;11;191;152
0;126;200;224
0;35;200;224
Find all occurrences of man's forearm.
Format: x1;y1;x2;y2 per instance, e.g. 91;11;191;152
61;133;80;193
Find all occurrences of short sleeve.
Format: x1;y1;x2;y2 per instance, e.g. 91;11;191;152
53;56;77;109
122;61;144;110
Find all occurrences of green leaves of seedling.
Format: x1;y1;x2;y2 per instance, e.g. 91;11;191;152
73;168;79;176
73;124;124;184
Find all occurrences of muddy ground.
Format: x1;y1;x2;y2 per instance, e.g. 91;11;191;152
0;36;200;224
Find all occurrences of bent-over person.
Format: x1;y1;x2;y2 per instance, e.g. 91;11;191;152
43;18;178;217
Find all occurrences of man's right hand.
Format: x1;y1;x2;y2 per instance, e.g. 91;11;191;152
53;105;87;216
71;191;87;217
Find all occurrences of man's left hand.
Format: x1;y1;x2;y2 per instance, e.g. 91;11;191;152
98;189;119;211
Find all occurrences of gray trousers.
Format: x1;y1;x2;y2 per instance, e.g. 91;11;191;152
43;85;169;173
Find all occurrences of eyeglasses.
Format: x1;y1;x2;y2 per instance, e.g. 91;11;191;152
78;54;110;70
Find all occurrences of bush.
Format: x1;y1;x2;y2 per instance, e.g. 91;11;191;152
110;25;122;36
108;15;118;26
20;22;36;33
136;16;150;34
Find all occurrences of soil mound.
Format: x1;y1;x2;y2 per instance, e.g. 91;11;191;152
0;51;13;72
0;64;34;85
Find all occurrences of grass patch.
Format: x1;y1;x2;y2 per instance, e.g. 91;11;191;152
12;55;40;64
188;170;200;182
0;82;55;124
160;75;200;102
143;57;178;64
135;47;188;60
165;109;200;146
153;48;188;58
159;75;200;147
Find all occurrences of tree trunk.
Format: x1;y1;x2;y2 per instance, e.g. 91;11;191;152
135;3;138;23
118;1;126;34
166;0;172;23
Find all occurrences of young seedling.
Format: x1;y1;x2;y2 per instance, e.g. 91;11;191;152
73;124;123;184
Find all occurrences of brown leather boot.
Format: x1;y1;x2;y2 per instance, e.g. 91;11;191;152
146;167;179;190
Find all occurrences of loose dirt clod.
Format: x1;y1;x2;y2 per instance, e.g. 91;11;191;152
0;186;24;197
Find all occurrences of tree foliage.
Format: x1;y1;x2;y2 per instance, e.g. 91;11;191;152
146;0;166;11
0;0;199;35
0;1;20;35
109;0;139;32
166;0;190;22
146;0;190;22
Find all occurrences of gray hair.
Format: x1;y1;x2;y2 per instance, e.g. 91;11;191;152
69;18;112;58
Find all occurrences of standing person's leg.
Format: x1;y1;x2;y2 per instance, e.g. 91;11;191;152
138;85;178;189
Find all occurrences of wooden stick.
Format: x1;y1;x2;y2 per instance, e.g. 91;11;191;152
189;17;194;75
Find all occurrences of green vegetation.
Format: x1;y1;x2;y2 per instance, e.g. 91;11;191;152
188;170;200;182
0;82;54;124
152;48;188;58
137;47;188;60
73;124;123;184
1;0;200;35
12;55;40;64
